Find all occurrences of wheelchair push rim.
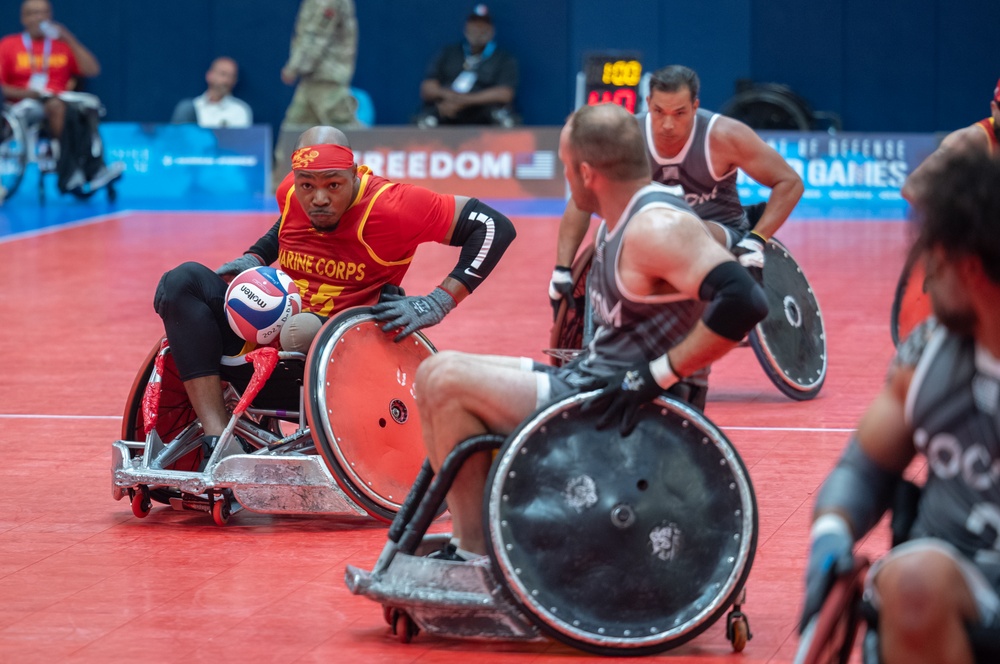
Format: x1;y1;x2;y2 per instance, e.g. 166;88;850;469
889;250;930;348
749;238;827;400
0;107;28;201
305;306;436;522
485;392;757;655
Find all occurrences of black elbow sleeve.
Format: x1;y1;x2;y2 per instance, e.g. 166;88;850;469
698;261;769;341
447;198;516;292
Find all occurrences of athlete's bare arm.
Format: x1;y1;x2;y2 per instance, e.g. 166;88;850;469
711;117;804;240
554;199;594;267
620;208;745;376
852;361;917;478
901;125;993;203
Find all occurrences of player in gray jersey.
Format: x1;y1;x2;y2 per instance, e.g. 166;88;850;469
799;151;1000;664
550;64;803;315
413;103;767;562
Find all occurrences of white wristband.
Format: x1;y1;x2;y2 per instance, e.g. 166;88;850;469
810;512;852;541
648;354;680;390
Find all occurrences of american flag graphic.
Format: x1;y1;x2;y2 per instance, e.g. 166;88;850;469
514;151;556;179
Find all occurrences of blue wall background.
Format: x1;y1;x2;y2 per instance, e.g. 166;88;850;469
2;0;996;133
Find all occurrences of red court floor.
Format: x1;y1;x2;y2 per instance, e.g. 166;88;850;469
0;211;914;662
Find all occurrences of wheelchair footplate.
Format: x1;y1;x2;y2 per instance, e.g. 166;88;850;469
346;534;545;644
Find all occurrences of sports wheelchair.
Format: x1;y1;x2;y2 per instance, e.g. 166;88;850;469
0;92;118;204
346;391;757;655
795;481;1000;664
111;307;434;525
549;236;827;401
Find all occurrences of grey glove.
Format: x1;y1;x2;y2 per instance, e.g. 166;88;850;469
216;253;263;278
578;363;664;436
371;287;456;342
732;232;765;283
548;265;573;321
798;516;855;634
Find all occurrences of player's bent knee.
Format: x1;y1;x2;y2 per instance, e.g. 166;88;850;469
414;351;463;408
876;551;968;631
280;312;324;353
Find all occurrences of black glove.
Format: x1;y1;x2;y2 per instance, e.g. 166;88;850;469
732;232;765;284
371;287;456;342
216;253;263;278
548;265;573;321
579;362;665;436
798;516;855;634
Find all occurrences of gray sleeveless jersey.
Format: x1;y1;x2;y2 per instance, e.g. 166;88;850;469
638;108;749;231
569;183;706;385
904;322;1000;589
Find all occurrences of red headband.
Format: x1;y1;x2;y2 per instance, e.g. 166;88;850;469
291;144;354;171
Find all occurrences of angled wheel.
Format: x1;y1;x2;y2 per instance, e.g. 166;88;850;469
721;87;812;131
486;393;757;655
0;107;28;201
304;307;437;522
548;244;594;367
795;557;870;664
749;238;827;400
889;251;930;347
122;338;202;473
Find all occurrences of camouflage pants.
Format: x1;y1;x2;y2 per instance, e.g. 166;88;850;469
274;81;361;189
280;80;359;129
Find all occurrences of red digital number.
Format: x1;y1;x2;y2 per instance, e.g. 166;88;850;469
588;89;636;113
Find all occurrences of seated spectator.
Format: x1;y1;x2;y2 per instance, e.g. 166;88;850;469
171;56;253;129
416;4;519;128
0;0;122;194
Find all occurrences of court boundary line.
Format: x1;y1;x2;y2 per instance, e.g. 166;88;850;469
0;209;135;244
0;413;855;432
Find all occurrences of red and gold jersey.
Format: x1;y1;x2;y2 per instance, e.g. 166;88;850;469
0;34;80;93
975;117;999;156
275;166;455;316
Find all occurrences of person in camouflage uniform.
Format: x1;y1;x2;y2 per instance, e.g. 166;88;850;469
275;0;359;186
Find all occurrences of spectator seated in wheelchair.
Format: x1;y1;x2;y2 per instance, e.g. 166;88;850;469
797;151;1000;664
0;0;122;196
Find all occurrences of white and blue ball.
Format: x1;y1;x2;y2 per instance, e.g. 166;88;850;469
225;267;302;345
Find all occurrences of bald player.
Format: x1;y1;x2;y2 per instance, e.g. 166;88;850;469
153;125;515;457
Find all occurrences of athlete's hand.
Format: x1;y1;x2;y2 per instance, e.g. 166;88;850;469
216;253;264;281
579;363;666;436
548;265;573;321
799;515;855;634
732;232;766;283
372;287;456;342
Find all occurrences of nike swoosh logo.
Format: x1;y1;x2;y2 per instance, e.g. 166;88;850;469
464;268;482;279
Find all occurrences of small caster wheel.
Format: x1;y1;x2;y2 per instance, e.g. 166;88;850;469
392;611;418;644
383;605;394;626
727;610;752;652
131;484;151;518
112;483;125;501
211;492;232;526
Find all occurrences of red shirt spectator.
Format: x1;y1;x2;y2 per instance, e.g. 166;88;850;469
0;33;80;94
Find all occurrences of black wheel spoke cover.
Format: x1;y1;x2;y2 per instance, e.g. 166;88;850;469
485;394;756;655
749;238;827;400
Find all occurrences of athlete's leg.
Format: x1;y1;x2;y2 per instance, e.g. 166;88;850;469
870;541;988;664
154;262;247;437
415;351;540;554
